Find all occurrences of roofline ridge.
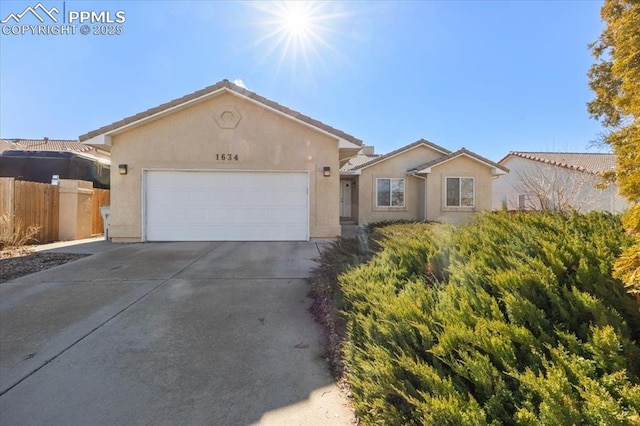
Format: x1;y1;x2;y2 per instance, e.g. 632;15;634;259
79;79;362;145
413;146;508;173
350;138;451;171
506;151;611;175
511;150;614;155
3;138;80;142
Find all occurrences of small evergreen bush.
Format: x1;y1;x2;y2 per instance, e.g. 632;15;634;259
335;211;640;425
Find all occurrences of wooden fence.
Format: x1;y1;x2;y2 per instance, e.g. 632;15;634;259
92;189;110;235
0;178;60;243
0;178;110;244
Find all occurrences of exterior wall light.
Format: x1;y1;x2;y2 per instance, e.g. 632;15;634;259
119;164;128;175
323;166;331;177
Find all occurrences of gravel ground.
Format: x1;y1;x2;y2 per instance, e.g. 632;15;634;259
0;250;88;283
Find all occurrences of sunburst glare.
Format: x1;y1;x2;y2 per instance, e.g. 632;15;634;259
249;1;349;79
283;4;311;36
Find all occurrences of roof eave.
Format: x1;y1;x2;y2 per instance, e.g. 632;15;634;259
233;90;362;146
414;151;509;175
353;140;450;171
79;87;229;142
340;170;361;176
82;134;112;150
415;167;432;174
339;139;361;149
79;84;362;148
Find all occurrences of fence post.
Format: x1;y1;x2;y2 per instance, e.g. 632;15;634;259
59;180;94;241
0;178;16;237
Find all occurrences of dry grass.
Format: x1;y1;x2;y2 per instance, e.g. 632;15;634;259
0;213;40;250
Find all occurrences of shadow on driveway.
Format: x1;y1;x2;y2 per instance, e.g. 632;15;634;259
0;241;354;425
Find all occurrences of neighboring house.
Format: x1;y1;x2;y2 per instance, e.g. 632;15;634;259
341;140;508;225
0;138;110;159
1;138;86;154
492;152;628;213
0;138;111;188
80;80;362;242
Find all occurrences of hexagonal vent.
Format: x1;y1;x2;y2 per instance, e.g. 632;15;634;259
214;105;242;129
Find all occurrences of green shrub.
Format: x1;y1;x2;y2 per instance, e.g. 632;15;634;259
333;211;640;425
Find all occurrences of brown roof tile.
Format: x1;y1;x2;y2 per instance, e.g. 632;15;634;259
348;139;452;171
1;138;92;153
79;80;362;145
503;152;616;174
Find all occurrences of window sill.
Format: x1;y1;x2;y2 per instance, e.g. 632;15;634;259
442;206;475;212
373;206;408;212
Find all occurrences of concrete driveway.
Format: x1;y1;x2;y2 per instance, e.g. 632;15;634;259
0;241;354;425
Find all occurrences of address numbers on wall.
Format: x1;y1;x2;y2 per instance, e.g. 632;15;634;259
215;154;239;161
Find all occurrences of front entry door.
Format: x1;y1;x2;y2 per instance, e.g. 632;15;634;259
340;181;352;218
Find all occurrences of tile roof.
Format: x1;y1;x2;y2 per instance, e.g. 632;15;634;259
340;153;380;171
503;152;617;174
79;79;362;145
412;148;509;174
348;139;451;171
1;138;92;153
0;138;111;163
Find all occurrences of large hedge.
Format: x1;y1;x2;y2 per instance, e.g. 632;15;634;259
338;212;640;425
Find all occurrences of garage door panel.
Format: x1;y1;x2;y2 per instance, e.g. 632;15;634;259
145;171;308;241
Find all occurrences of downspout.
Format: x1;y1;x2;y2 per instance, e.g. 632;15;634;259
410;172;428;221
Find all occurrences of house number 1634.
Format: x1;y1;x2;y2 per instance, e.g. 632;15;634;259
215;154;239;161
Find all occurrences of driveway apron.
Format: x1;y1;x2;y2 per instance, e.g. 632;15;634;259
0;241;354;425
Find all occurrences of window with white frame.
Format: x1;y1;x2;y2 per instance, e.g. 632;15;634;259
445;177;474;207
518;194;526;209
376;178;405;207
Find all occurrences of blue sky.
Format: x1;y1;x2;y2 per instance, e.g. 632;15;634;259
0;0;606;161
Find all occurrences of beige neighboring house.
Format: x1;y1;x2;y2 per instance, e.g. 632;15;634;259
80;79;362;242
0;138;108;160
340;139;508;225
492;152;628;213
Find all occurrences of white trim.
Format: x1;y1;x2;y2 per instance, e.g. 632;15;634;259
444;176;476;208
82;134;112;148
339;139;361;149
141;168;310;242
357;143;450;171
141;168;147;241
375;177;406;208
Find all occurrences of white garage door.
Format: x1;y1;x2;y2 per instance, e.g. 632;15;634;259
144;170;308;241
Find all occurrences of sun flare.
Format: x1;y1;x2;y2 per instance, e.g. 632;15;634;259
250;1;347;77
282;5;311;37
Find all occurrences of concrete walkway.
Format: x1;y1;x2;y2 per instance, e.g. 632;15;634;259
0;241;354;425
32;236;118;255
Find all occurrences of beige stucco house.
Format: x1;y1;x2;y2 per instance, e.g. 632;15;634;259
80;79;506;242
493;152;628;213
340;140;508;225
80;80;362;242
